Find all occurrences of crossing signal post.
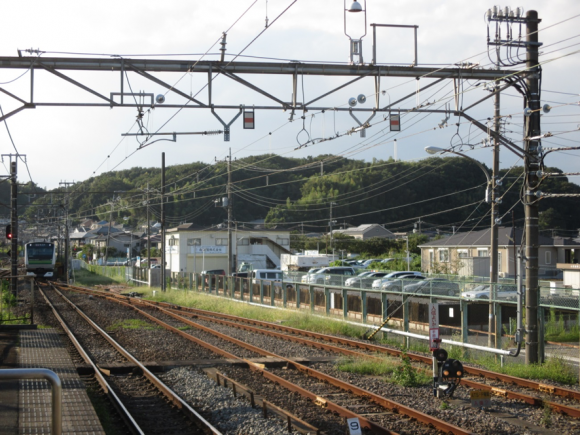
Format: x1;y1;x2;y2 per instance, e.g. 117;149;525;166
6;224;12;239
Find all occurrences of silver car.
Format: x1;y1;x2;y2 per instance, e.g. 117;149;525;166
371;271;423;290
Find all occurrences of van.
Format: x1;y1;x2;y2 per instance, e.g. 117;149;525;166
251;269;283;284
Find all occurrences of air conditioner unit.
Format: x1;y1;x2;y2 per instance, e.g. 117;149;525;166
498;272;507;278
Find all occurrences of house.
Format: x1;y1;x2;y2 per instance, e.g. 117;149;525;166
332;224;396;240
91;231;142;256
165;223;291;274
419;227;580;278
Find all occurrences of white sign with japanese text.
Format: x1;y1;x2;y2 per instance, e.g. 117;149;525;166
190;246;227;254
429;303;440;350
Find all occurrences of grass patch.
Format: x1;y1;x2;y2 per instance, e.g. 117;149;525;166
177;325;191;331
106;319;157;332
387;353;431;387
74;269;129;287
540;402;552;427
139;288;373;339
336;356;397;376
440;401;450;410
477;354;577;385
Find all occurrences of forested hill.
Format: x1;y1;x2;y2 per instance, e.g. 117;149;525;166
21;154;580;235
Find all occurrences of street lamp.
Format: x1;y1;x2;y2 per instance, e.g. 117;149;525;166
425;145;498;348
424;146;491;203
344;0;367;65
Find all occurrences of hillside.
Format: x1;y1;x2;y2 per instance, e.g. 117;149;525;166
20;154;580;235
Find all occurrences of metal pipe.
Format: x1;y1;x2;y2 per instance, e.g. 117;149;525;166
0;368;62;435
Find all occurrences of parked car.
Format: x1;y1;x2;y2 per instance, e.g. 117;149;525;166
403;278;460;297
232;272;248;278
360;259;383;268
381;274;425;291
251;269;283;283
301;267;322;283
344;271;389;289
308;266;355;285
461;284;518;301
371;271;423;290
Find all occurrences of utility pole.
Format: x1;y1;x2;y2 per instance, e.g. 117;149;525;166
10;160;17;294
524;10;541;364
59;181;74;283
489;88;500;348
227;148;233;274
146;182;151;272
104;201;114;265
329;202;337;255
161;152;166;291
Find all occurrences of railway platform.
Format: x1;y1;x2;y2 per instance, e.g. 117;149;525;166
0;326;105;435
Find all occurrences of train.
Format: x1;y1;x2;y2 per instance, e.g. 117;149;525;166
25;242;56;279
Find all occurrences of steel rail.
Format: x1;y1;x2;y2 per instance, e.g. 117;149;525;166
37;284;145;435
97;294;397;435
47;284;222;435
156;303;580;419
86;289;474;435
62;285;580;417
142;298;580;403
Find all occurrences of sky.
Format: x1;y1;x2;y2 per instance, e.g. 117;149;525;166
0;0;579;191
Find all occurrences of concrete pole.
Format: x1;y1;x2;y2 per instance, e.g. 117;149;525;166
227;148;233;274
10;161;17;294
524;10;541;364
489;88;500;348
161;152;166;291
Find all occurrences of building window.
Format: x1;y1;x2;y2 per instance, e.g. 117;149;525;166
458;249;469;258
187;238;201;246
277;238;289;246
237;238;249;246
545;251;552;264
438;249;449;262
429;250;434;267
168;238;179;246
216;238;228;246
477;248;489;257
123;244;130;248
497;252;502;273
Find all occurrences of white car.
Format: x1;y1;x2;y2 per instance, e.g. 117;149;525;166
301;268;321;283
461;284;518;300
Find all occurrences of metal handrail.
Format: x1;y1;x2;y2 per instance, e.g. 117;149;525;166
0;368;62;435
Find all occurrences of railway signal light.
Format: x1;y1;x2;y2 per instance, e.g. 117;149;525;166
6;224;12;239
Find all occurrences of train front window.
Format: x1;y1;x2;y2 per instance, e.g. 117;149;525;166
28;247;53;260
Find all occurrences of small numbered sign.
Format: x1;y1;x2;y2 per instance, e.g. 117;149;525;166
470;389;491;408
347;418;362;435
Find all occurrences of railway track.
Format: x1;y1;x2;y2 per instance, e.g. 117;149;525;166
53;283;580;433
152;302;580;419
53;282;482;435
38;283;221;435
